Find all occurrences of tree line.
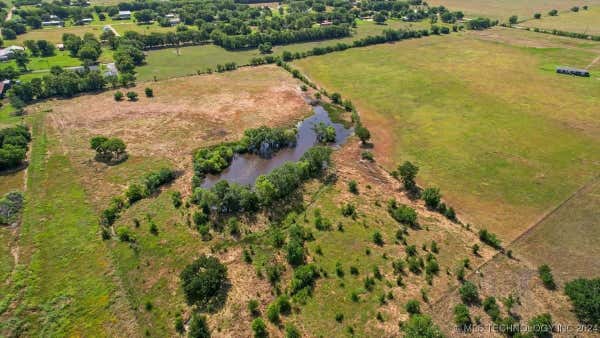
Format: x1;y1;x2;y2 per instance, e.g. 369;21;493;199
0;125;30;171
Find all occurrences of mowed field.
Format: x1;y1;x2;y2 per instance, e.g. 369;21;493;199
293;27;600;242
521;6;600;35
0;66;311;337
428;0;600;20
136;19;433;81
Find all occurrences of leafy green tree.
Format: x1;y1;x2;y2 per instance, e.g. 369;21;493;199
13;51;29;71
459;281;479;305
534;13;542;19
180;255;228;310
508;15;518;24
454;303;471;331
258;42;272;54
405;299;421;315
145;87;153;97
564;278;600;325
251;318;268;338
402;314;444;338
188;314;210;338
538;264;556;290
373;12;386;24
126;91;138;101
397;161;419;192
483;296;500;321
355;124;371;144
422;187;441;209
548;9;558;16
528;313;553;338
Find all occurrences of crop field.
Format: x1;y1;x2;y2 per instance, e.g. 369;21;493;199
293;27;600;242
521;6;600;35
136;19;433;81
428;0;600;20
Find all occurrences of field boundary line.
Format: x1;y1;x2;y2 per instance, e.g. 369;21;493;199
430;175;599;308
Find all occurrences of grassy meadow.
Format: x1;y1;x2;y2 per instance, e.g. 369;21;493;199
521;6;600;35
293;28;600;241
136;19;433;81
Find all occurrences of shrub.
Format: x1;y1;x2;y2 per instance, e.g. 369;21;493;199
114;91;123;101
174;314;184;333
548;9;558;16
276;295;291;315
405;299;421;315
454;303;471;331
188;314;210;338
483;296;500;321
251;318;268;338
126;91;138;101
361;151;374;161
478;229;502;249
422;187;441;209
180;255;228;310
0;191;24;224
538;264;556;290
266;302;280;323
534;13;541;19
528;313;553;338
290;264;318;295
341;203;356;217
372;231;384;246
285;323;301;338
355;124;371;144
144;87;153;97
509;15;518;24
171;191;182;208
388;200;417;227
350;266;359;275
116;227;134;242
350;291;359;302
396;161;419;192
248;299;260;317
403;315;443;338
459;281;479;305
564;278;600;325
335;312;344;322
348;180;358;194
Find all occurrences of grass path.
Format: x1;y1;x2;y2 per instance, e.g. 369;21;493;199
0;113;138;336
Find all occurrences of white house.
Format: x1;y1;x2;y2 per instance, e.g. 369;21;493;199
0;46;25;61
117;10;131;20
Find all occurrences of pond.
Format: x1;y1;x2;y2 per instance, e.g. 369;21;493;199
201;105;352;188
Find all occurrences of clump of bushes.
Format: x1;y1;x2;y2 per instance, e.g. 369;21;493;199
479;229;502;250
564;278;600;325
388;199;417;227
538;264;556;290
0;125;30;171
90;136;127;163
459;281;479;305
0;191;24;224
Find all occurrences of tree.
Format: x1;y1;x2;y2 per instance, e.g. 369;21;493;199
188;314;210;338
355;124;371;144
508;15;518;25
402;315;444;338
114;91;124;101
90;136;109;150
373;13;386;24
145;87;153;97
397;161;419;192
134;9;155;23
258;42;272;54
528;313;553;338
126;91;138;101
459;281;479;305
251;318;268;338
422;187;441;209
180;255;228;310
13;51;29;71
405;299;421;315
372;231;383;246
330;92;341;104
538;264;556;290
548;9;558;16
453;304;471;331
534;13;542;19
564;278;600;325
2;28;16;40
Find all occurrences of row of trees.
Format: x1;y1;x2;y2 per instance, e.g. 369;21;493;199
23;39;55;57
99;167;176;231
62;33;103;64
191;146;332;218
0;125;30;171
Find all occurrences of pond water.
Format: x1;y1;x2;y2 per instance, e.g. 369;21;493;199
201;105;353;188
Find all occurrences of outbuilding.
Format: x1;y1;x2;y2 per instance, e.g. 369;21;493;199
556;66;590;77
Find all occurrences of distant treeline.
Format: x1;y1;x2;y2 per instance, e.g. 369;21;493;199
526;27;600;41
121;25;351;50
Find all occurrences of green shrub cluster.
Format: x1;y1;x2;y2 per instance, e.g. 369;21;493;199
0;125;30;170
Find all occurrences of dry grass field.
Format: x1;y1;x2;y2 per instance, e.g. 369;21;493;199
521;6;600;35
428;0;600;21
